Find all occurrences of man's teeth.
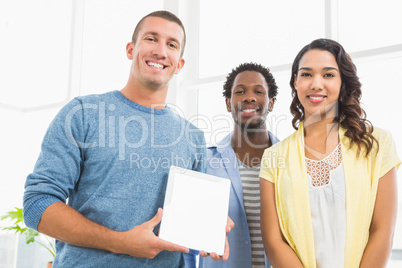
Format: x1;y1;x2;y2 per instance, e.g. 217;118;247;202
243;109;256;113
309;96;324;100
147;62;164;69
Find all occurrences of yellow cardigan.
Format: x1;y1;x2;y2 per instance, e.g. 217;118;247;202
260;122;400;267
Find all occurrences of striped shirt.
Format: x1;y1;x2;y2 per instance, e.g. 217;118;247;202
238;160;265;267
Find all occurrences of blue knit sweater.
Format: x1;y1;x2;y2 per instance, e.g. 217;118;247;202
23;91;206;267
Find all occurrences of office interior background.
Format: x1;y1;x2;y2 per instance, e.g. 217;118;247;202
0;0;401;267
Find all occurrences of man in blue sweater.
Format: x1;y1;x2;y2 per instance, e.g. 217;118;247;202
199;63;279;268
23;10;232;267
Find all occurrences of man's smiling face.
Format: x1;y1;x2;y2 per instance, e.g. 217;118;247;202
226;71;273;130
127;16;185;91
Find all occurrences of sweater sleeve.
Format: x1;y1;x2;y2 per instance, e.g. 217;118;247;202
376;129;401;178
23;98;87;230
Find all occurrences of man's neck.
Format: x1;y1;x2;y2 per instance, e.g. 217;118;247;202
120;81;168;109
231;125;271;167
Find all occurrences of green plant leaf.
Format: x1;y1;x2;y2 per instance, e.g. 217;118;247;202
2;226;26;234
1;207;56;257
1;207;23;225
25;228;39;244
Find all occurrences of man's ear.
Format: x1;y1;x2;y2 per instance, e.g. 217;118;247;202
174;58;185;74
268;97;275;112
226;97;231;112
126;42;134;60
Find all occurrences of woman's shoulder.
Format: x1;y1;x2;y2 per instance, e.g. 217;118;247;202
372;126;392;139
265;130;298;154
369;126;397;157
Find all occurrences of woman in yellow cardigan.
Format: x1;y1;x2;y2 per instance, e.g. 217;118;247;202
259;38;400;268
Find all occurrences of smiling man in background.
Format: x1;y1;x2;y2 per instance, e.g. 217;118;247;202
199;62;279;268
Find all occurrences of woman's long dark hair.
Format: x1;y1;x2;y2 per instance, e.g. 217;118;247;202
289;38;378;156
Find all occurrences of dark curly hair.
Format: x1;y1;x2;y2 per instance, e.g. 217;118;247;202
289;38;378;156
223;62;278;99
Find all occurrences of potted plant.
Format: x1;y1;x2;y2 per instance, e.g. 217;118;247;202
1;207;55;267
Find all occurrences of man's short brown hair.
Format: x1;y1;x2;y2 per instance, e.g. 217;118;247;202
131;10;186;57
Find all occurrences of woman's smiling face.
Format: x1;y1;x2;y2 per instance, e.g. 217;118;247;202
294;49;342;119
